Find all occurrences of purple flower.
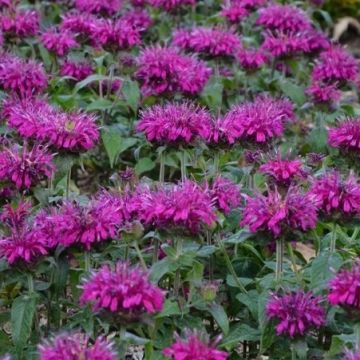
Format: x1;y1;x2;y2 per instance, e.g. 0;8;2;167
173;27;241;57
222;95;295;143
241;187;318;237
136;46;212;96
122;9;152;31
39;333;116;360
148;0;195;11
306;82;341;104
80;262;164;315
259;156;307;186
41;28;78;56
163;330;228;360
60;12;98;39
0;55;47;97
309;171;360;216
74;0;122;14
328;263;360;309
0;10;39;38
344;350;360;360
236;46;267;70
137;102;212;144
207;176;240;214
0;200;32;230
312;46;358;83
328;118;360;153
60;60;93;81
266;291;325;338
221;3;249;23
257;4;312;32
0;144;55;189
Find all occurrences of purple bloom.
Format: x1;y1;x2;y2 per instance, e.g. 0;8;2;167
266;291;325;338
344;350;360;360
122;9;152;31
328;263;360;309
60;12;98;39
163;331;228;360
80;262;164;315
328;118;360;153
39;333;116;360
74;0;122;15
222;95;295;143
0;10;39;38
60;60;93;81
0;144;55;189
312;46;358;83
173;27;241;57
309;171;360;216
236;46;268;69
257;4;312;32
148;0;195;11
0;200;32;230
137;102;212;144
241;187;318;237
41;28;78;56
136;46;212;96
221;0;266;23
306;82;341;104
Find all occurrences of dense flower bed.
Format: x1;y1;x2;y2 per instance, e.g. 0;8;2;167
0;0;360;359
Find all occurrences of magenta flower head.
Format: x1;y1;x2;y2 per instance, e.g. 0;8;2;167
222;95;295;144
328;118;360;153
221;0;266;22
0;10;39;38
173;27;241;57
39;333;116;360
80;262;164;317
236;46;268;70
308;171;360;217
241;187;318;237
41;28;78;56
0;144;55;189
266;291;325;338
207;176;240;214
137;102;212;144
0;56;47;97
328;263;360;309
60;60;93;81
60;12;98;39
140;180;216;232
306;82;341;104
122;9;152;31
163;330;228;360
75;0;122;15
344;349;360;360
259;155;307;186
148;0;195;11
311;46;358;84
136;46;212;96
0;200;32;230
257;4;311;32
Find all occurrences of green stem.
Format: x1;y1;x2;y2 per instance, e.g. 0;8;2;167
159;151;165;183
330;223;337;253
120;326;127;360
291;345;297;360
276;238;284;283
174;238;183;298
180;150;186;182
27;272;34;294
84;251;91;272
213;151;220;176
152;238;159;265
354;322;360;349
207;230;214;281
133;241;147;270
287;242;302;285
66;166;71;199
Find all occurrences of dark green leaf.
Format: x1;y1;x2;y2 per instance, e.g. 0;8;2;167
208;303;229;335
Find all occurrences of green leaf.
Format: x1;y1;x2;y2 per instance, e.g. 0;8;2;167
135;157;155;175
221;323;260;349
200;76;223;111
122;79;140;113
150;258;174;283
11;294;37;350
74;74;114;93
279;80;306;106
208;303;229;335
101;128;137;168
236;290;259;320
156;299;182;318
86;99;114;111
223;229;252;244
327;333;355;356
292;339;308;360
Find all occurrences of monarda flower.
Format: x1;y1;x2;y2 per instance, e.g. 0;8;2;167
311;46;358;84
0;10;39;38
344;350;360;360
163;331;228;360
259;156;307;186
306;82;341;104
136;46;211;96
172;27;241;57
235;46;267;70
256;4;312;32
241;187;318;237
328;263;360;309
0;56;47;97
60;60;93;81
74;0;122;15
137;102;212;144
308;171;360;216
41;28;78;56
39;333;116;360
148;0;195;11
122;9;152;31
266;291;325;338
139;181;216;232
328;118;360;153
0;200;32;230
80;262;164;316
207;176;240;214
0;144;55;189
221;95;294;143
221;0;266;22
60;12;98;39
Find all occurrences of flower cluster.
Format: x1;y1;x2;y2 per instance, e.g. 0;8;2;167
328;118;360;153
41;28;79;56
0;9;39;38
135;46;212;96
80;262;164;315
137;102;212;144
38;333;116;360
241;187;318;237
266;291;325;338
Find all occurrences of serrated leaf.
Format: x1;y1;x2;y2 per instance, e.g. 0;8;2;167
221;323;260;349
208;303;229;335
